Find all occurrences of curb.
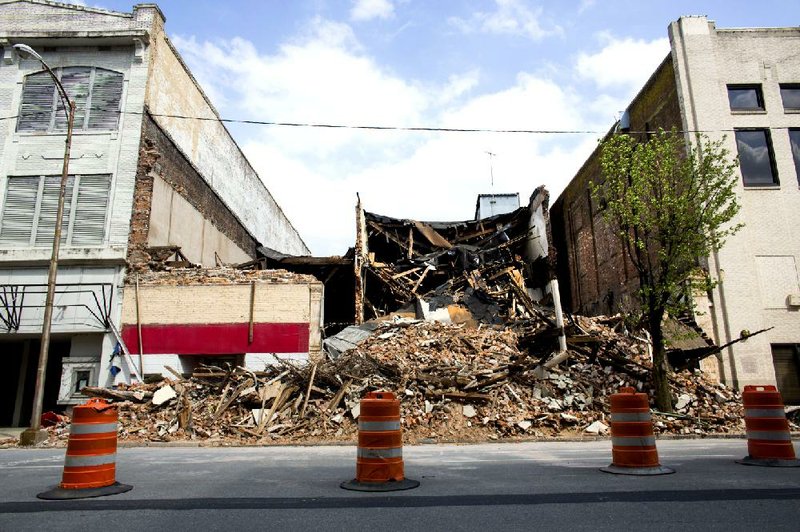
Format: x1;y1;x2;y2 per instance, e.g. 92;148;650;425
4;432;800;450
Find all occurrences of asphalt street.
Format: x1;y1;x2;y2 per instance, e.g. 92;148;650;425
0;439;798;531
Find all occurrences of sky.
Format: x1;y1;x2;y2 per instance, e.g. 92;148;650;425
71;0;800;255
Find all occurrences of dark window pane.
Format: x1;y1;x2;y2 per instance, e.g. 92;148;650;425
87;69;124;130
17;66;123;133
54;67;90;131
35;175;74;247
735;129;778;186
790;129;800;184
17;72;55;132
0;176;39;245
728;85;764;111
781;85;800;110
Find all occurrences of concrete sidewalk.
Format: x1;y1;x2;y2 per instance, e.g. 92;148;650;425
0;428;24;441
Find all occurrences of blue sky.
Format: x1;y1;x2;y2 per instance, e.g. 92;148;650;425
73;1;800;254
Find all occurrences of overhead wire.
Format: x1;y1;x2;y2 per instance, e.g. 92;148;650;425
0;108;796;135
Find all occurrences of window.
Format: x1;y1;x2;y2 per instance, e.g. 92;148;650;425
0;174;111;247
771;345;800;405
727;84;765;111
734;129;778;186
17;66;124;133
73;370;91;394
790;129;800;184
780;84;800;111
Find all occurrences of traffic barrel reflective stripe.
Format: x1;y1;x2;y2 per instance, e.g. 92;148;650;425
745;408;786;418
601;386;674;476
738;385;799;467
611;436;657;447
63;453;118;468
746;431;792;442
610;412;652;423
358;447;403;459
37;398;133;500
341;391;419;492
358;420;401;431
68;422;118;435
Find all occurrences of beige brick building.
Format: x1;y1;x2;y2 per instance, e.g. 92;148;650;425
552;16;800;403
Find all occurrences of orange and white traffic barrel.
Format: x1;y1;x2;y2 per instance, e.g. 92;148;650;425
600;386;674;475
341;391;419;491
38;398;133;500
737;385;800;467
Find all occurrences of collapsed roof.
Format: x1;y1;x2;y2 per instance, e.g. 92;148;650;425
354;186;556;324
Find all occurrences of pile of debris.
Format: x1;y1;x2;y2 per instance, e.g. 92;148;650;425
38;315;754;447
19;195;786;446
128;266;317;286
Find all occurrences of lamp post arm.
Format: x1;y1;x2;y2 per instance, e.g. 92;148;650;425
42;62;71;121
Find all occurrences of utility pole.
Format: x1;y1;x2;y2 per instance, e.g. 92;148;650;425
14;44;75;446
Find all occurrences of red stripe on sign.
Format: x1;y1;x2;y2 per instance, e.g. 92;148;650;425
121;323;309;355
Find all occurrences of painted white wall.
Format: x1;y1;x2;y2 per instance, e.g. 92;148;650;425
670;16;800;388
0;266;122;333
145;29;309;256
147;175;252;265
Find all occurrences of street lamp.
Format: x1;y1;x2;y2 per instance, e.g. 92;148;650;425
14;44;76;446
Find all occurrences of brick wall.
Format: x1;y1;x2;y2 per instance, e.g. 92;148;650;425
551;55;683;315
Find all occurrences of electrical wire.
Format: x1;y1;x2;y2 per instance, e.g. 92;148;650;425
0;108;796;135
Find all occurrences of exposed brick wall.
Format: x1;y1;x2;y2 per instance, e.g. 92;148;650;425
126;112;259;268
551;56;683;315
126;128;158;267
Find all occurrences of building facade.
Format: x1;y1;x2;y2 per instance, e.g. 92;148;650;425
0;1;310;425
551;16;800;402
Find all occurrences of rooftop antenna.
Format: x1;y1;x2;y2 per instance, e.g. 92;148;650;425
485;151;496;187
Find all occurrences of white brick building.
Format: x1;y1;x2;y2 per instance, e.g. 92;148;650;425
0;1;310;425
670;17;800;400
552;16;800;403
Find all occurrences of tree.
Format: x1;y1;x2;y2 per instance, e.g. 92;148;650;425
591;128;742;412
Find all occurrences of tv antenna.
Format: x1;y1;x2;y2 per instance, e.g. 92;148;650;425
485;151;496;187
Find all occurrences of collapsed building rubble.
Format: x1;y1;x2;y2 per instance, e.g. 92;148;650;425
7;189;793;448
26;315;770;448
354;187;558;327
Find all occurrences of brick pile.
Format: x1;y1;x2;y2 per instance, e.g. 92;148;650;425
31;317;765;448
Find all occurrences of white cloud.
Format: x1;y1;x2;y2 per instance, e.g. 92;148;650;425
578;0;596;15
576;34;670;90
350;0;395;22
448;0;562;41
172;18;429;163
172;18;634;256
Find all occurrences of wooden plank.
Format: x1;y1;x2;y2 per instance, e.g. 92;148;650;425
300;364;317;418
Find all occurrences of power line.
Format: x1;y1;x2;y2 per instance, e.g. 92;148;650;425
148;110;608;134
0;109;797;135
0;109;600;134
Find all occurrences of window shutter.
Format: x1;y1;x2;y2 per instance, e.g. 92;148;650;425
54;67;91;131
34;176;74;247
87;69;124;131
17;72;55;132
71;174;111;246
0;177;39;245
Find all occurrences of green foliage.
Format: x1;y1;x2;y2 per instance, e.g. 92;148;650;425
590;128;742;319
